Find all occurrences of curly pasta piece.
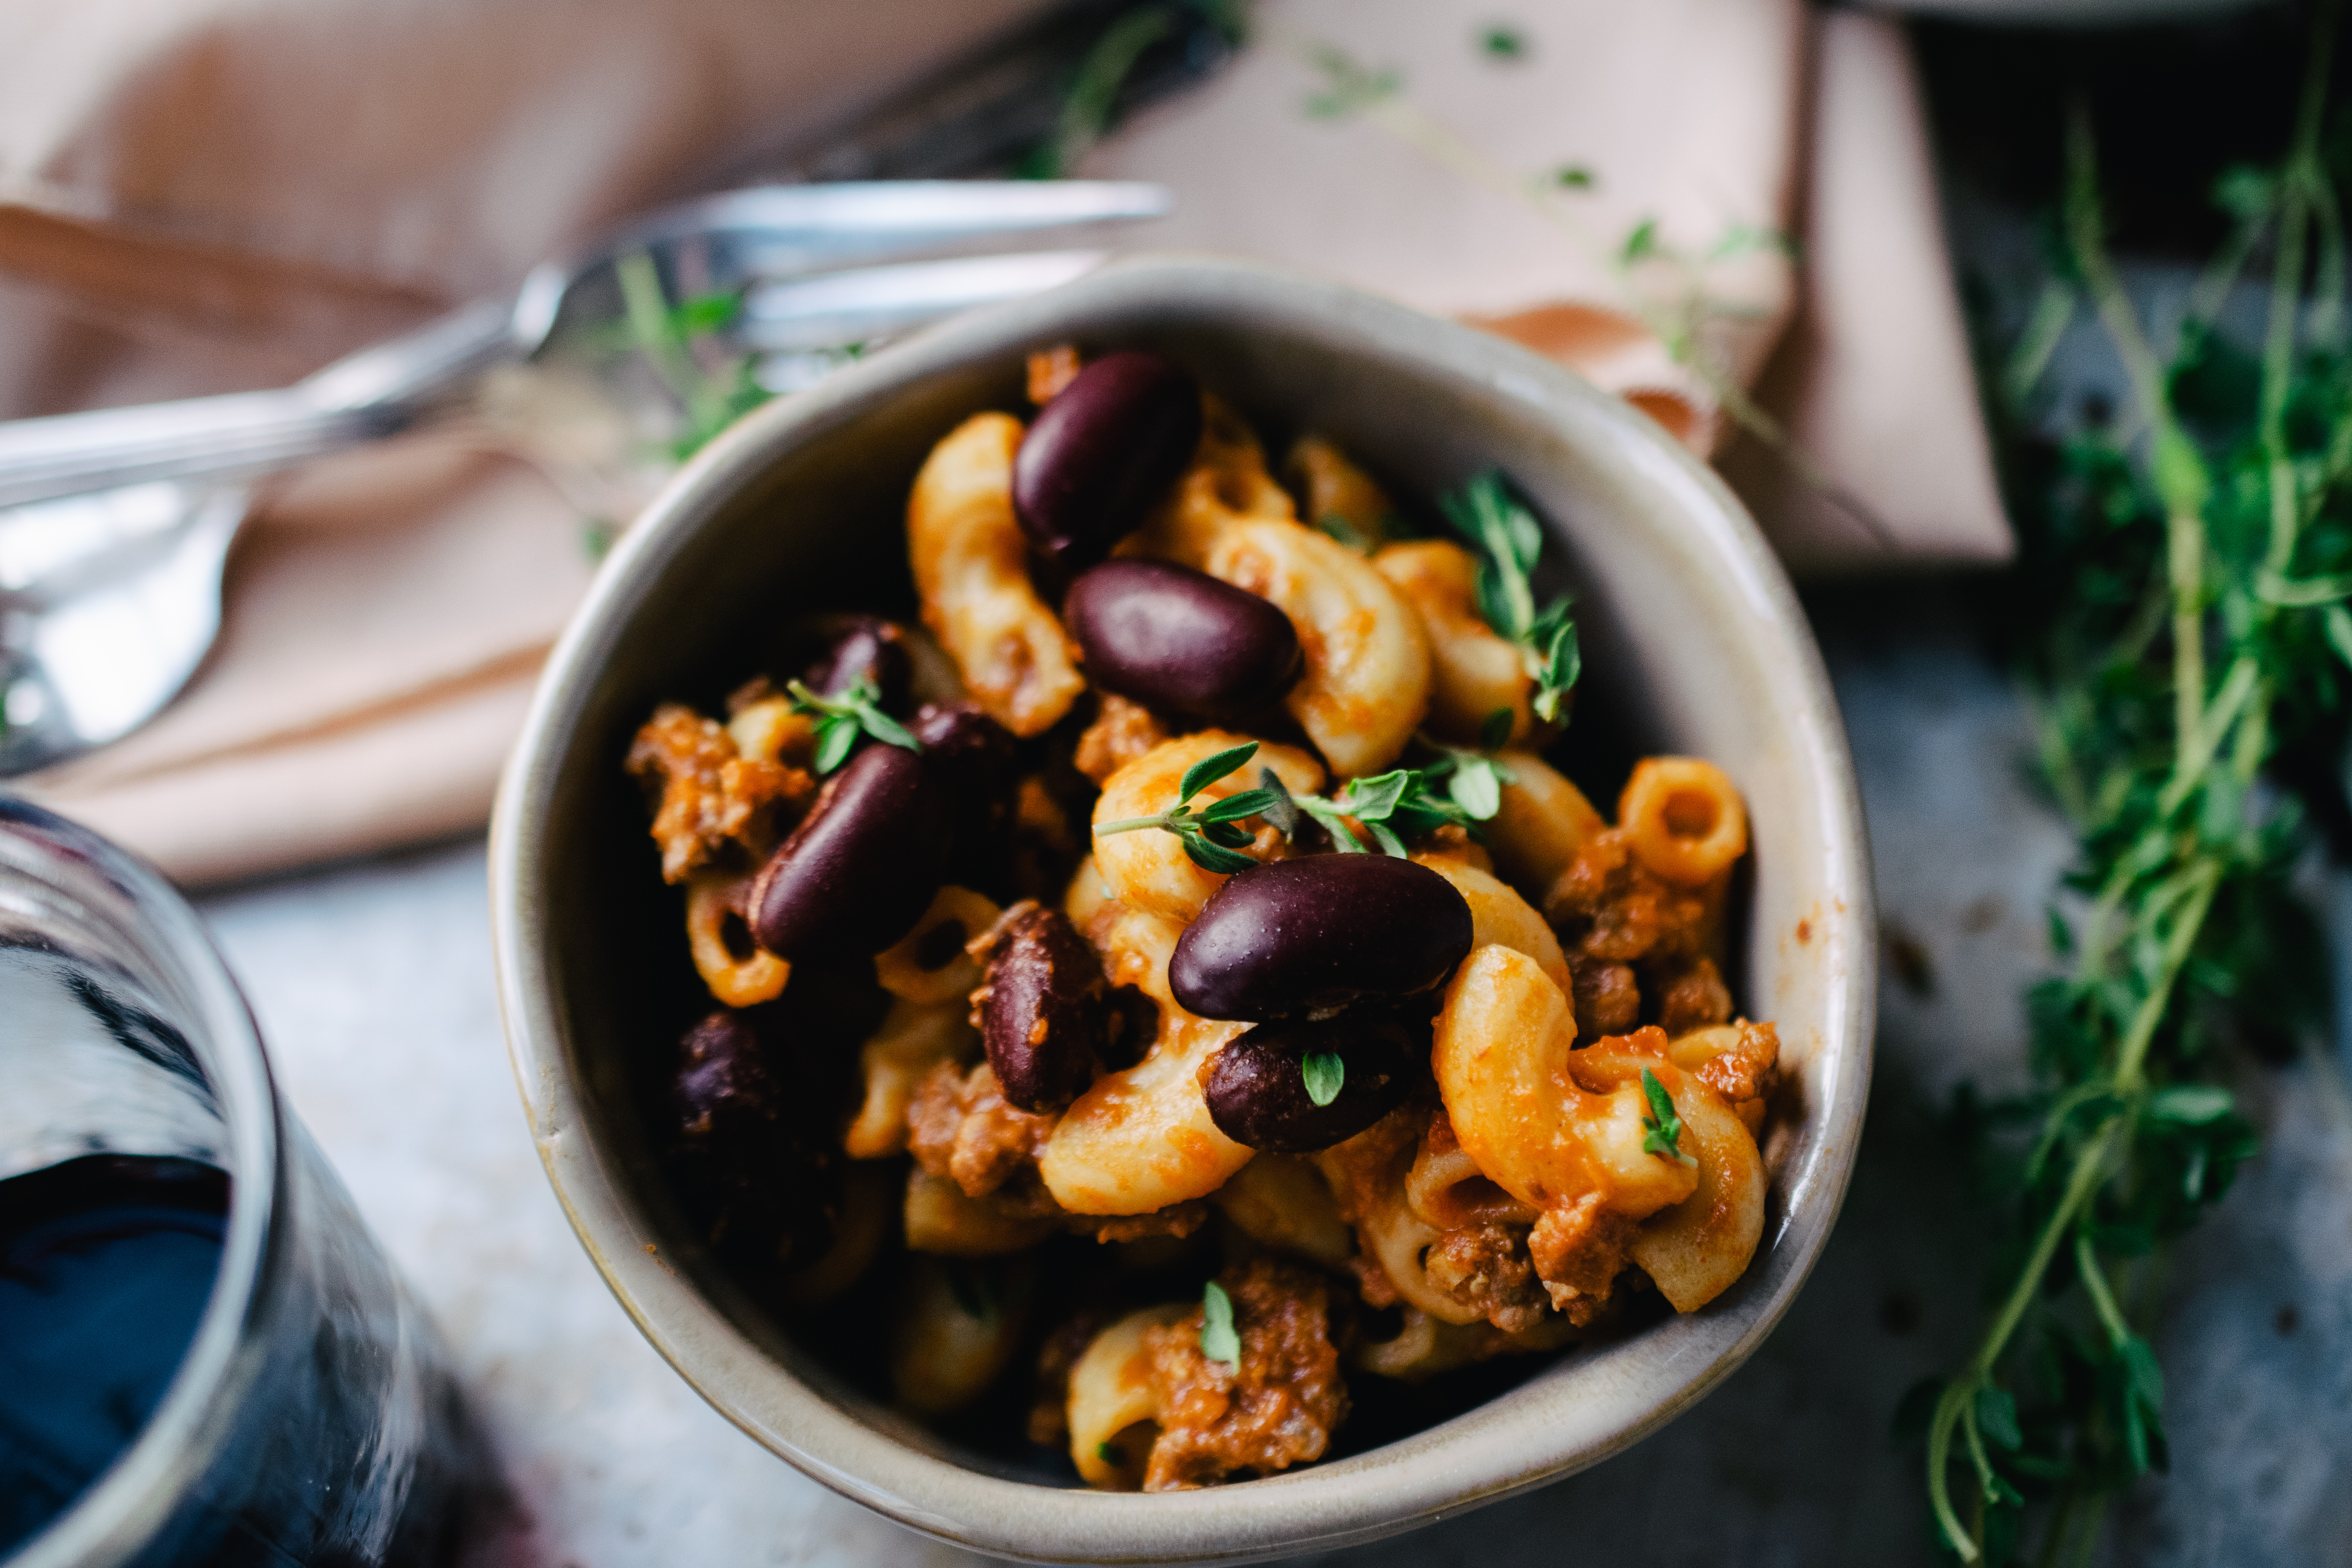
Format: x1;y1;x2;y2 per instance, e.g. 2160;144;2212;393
1618;757;1749;887
1484;751;1605;902
1283;435;1397;552
683;869;789;1007
872;885;1001;1005
1210;1154;1355;1269
1432;946;1697;1222
1627;1085;1765;1312
1068;1304;1187;1488
1040;900;1251;1214
1091;731;1323;922
844;998;976;1160
1410;854;1571;996
1372;539;1534;746
1131;423;1430;777
908;412;1085;736
1209;521;1431;778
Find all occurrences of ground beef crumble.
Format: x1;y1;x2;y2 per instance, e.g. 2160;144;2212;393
906;1061;1056;1200
1140;1258;1348;1490
1546;827;1728;1037
626;703;809;882
1073;693;1174;784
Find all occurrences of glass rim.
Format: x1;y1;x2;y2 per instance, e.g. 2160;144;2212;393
0;797;287;1568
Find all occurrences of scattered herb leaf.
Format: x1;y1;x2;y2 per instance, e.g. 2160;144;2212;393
1199;1280;1241;1365
1438;472;1581;721
1300;1049;1346;1106
1478;24;1528;60
785;677;920;773
1639;1068;1694;1165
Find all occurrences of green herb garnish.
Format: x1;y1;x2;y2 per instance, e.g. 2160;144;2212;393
1254;765;1477;856
785;677;920;774
1638;1068;1693;1166
1418;727;1517;820
1907;16;2343;1561
1300;1049;1345;1107
1478;24;1528;61
1438;472;1581;721
1095;742;1277;874
1096;1440;1125;1466
612;254;775;461
1198;1280;1241;1366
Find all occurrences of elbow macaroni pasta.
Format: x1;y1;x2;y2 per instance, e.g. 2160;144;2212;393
684;868;788;1007
1372;539;1535;746
908;412;1087;736
1067;1304;1187;1487
1618;757;1748;887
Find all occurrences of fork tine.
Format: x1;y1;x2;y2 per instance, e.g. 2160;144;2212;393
603;181;1170;273
732;249;1109;354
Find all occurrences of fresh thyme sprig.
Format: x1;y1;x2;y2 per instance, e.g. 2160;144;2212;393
1094;742;1279;874
1639;1068;1694;1166
1255;764;1479;856
784;677;920;774
1438;472;1581;721
1912;13;2349;1561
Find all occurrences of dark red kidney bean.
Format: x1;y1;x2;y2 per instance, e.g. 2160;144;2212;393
748;742;953;960
911;701;1019;888
1012;351;1203;569
670;1009;842;1269
973;902;1109;1112
1063;560;1301;723
1170;856;1475;1022
1203;1002;1426;1153
800;614;911;709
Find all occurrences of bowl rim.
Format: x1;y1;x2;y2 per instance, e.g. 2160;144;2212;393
490;253;1875;1564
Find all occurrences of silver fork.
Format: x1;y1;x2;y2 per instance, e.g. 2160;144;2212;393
0;180;1169;775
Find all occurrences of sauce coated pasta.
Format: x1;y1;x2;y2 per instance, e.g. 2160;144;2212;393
623;345;1782;1491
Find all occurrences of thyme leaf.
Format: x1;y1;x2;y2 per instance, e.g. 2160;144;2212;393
1639;1069;1694;1165
1300;1049;1345;1106
1199;1280;1241;1365
1437;472;1582;720
785;678;919;773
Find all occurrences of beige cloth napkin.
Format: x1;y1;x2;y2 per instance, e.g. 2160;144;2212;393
3;0;2009;886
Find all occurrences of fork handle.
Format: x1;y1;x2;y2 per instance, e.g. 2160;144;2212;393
0;300;515;510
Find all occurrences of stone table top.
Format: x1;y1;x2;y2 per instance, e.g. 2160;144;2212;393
189;584;2352;1567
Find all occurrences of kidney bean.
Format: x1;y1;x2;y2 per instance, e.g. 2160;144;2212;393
748;740;953;960
1063;560;1301;723
670;1009;842;1269
799;613;912;710
972;902;1109;1112
1203;1001;1426;1153
1169;856;1475;1021
1012;351;1203;569
910;700;1022;890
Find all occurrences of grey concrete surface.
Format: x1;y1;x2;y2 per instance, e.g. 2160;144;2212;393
187;586;2352;1566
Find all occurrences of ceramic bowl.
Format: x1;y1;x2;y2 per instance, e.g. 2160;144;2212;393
490;256;1875;1564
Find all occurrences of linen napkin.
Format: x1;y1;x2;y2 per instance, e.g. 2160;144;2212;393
1;0;2010;885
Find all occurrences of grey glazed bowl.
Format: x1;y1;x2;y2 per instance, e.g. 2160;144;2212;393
490;256;1874;1564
